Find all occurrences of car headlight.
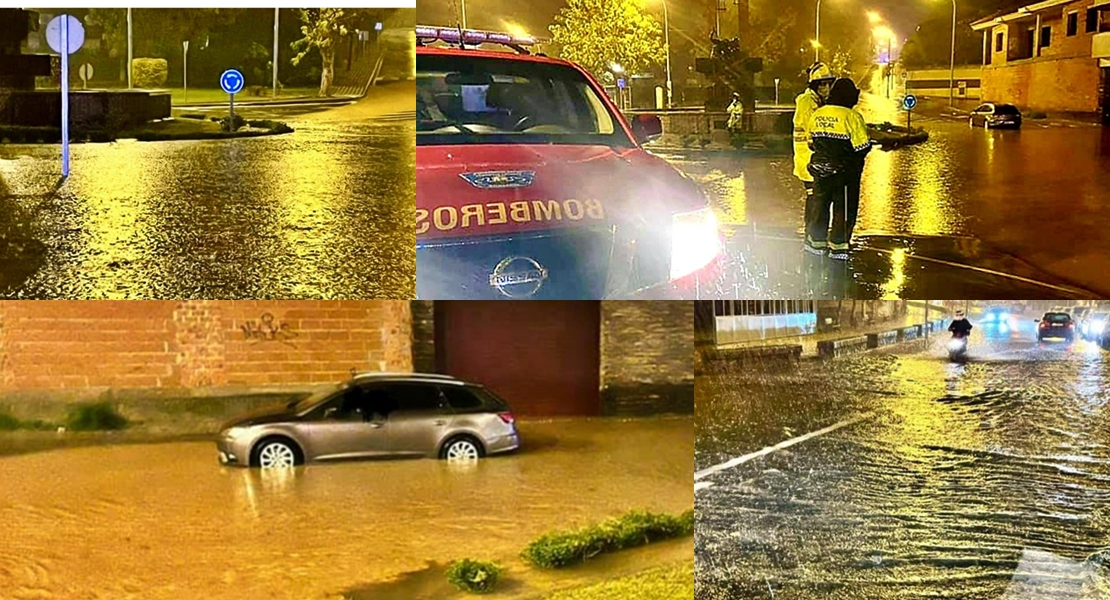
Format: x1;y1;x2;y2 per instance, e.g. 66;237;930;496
670;207;722;281
947;339;965;350
224;426;250;439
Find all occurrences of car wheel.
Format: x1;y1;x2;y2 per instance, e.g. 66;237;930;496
440;436;485;460
253;438;300;469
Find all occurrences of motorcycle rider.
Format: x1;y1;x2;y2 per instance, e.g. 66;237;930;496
949;311;973;338
794;63;836;255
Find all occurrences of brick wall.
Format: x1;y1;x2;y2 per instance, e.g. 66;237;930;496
982;57;1100;112
599;301;694;416
0;301;412;394
410;300;435;373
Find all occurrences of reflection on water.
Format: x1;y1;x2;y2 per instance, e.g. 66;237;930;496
696;336;1110;598
0;418;690;600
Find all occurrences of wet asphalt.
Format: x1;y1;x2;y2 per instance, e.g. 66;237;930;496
696;320;1110;599
0;72;414;300
660;92;1110;299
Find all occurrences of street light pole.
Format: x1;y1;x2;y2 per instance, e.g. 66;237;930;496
948;0;957;107
661;0;672;108
272;7;279;99
126;7;133;89
815;0;822;62
460;0;467;29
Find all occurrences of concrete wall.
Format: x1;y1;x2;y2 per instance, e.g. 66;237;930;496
906;67;983;99
0;301;412;397
599;301;694;416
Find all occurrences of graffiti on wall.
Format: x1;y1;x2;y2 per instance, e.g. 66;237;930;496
241;313;298;347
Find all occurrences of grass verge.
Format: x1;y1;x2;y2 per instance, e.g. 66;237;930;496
64;402;128;432
543;561;693;600
521;510;694;569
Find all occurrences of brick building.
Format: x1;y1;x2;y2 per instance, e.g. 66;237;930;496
972;0;1110;119
0;301;692;418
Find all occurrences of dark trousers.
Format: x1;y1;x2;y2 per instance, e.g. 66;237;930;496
807;170;862;250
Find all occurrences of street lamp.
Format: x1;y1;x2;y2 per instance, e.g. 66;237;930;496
659;0;672;108
815;0;823;61
867;10;882;24
946;0;956;107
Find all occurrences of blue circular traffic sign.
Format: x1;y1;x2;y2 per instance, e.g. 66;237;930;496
903;94;918;111
220;69;245;95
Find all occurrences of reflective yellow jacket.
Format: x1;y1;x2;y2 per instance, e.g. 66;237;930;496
792;88;822;183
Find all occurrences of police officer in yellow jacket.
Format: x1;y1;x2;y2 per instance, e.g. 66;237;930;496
806;78;871;260
795;63;835;252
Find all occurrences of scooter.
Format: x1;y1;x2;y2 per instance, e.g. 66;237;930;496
947;333;969;361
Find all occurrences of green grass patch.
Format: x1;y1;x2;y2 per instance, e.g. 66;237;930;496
0;410;58;431
64;402;128;431
446;558;503;594
543;561;693;600
521;510;694;569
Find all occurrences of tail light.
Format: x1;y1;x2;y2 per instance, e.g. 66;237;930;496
497;412;515;425
1039;322;1048;328
1068;323;1075;328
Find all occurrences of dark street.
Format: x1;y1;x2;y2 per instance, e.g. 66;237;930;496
696;321;1110;599
664;93;1110;299
0;81;414;299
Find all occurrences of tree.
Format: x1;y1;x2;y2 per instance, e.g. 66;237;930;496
87;8;243;57
549;0;665;80
829;48;852;78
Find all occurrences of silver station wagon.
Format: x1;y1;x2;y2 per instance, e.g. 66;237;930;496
216;372;521;468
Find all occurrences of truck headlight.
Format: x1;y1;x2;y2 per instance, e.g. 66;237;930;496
669;207;722;281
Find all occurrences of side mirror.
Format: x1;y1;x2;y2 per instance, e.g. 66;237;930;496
1034;319;1040;323
630;114;663;144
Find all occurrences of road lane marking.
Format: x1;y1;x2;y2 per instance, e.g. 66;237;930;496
695;481;714;491
866;247;1090;296
694;413;872;482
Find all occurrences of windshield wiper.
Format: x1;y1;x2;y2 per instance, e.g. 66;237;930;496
419;118;477;135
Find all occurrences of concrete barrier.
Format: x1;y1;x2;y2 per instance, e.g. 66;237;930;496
867;330;900;349
900;325;922;341
817;335;868;358
704;344;803;366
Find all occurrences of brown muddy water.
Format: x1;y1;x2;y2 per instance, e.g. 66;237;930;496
0;417;691;600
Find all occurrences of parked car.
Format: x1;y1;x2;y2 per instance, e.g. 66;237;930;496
216;373;520;468
969;103;1023;129
1036;312;1075;343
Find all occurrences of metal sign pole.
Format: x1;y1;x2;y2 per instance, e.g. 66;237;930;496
272;8;279;99
229;93;235;131
183;41;189;103
61;16;70;178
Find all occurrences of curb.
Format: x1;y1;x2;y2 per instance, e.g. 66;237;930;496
174;95;358;109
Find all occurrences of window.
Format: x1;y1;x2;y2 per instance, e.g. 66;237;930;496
1088;8;1099;33
1067;12;1078;36
442;386;483;410
1041;25;1052;48
995;32;1004;52
383;383;444;412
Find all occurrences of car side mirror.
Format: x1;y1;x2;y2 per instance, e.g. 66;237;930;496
1034;319;1040;322
630;114;662;144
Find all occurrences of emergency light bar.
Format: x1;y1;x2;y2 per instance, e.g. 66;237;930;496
416;25;543;52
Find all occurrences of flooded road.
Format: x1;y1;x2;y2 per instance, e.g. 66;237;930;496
0;82;414;300
0;418;690;600
661;94;1110;298
696;325;1110;599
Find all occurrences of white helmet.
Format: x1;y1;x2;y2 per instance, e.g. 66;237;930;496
808;63;835;83
956;310;965;318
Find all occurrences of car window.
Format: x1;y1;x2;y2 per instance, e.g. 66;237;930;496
1044;313;1071;323
441;386;484;410
995;105;1019;115
417;53;628;147
1092;312;1110;320
383;383;446;412
974;105;988;113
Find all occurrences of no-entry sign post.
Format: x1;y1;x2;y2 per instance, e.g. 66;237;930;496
46;14;85;178
220;69;245;131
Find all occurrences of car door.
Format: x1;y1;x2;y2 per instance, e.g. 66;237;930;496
972;104;991;126
378;383;452;456
302;386;390;460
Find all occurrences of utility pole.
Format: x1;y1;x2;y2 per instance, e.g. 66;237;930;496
272;8;279;99
126;7;132;89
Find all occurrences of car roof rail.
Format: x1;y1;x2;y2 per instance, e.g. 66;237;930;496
351;371;461;381
416;24;547;55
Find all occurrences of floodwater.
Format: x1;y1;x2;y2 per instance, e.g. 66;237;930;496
696;323;1110;599
658;94;1110;297
0;418;691;600
0;83;415;300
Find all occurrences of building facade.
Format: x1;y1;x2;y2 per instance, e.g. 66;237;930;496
0;301;693;419
972;0;1110;118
